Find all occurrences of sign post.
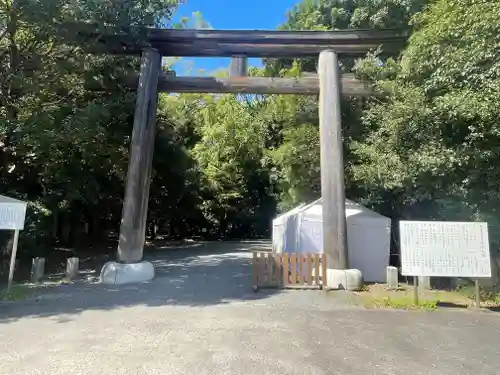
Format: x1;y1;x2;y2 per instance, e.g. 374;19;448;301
475;279;481;308
0;195;27;292
400;221;491;308
413;276;419;305
7;230;20;291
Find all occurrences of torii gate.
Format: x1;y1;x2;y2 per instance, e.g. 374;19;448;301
90;27;407;284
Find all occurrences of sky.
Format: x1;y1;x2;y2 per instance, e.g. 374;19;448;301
170;0;299;76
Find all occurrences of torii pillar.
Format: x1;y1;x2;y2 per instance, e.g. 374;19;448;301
318;50;362;290
100;49;161;284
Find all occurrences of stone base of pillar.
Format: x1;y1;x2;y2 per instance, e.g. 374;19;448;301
100;261;155;285
326;269;363;291
386;266;399;289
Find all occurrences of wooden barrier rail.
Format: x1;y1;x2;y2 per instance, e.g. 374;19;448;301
252;252;327;291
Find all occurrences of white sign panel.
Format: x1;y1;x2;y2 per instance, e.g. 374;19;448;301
400;221;491;278
0;202;27;230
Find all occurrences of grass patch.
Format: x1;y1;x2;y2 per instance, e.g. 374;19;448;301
353;283;500;311
358;284;370;292
456;284;500;306
362;295;437;310
0;285;31;301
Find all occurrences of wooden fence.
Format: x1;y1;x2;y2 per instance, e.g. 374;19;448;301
252;252;327;290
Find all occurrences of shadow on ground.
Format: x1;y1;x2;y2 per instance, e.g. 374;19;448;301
0;240;280;324
436;301;468;309
436;301;500;313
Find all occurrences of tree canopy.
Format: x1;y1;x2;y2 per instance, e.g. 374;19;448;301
1;0;499;266
352;0;500;243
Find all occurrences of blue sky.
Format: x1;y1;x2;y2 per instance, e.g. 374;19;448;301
170;0;299;76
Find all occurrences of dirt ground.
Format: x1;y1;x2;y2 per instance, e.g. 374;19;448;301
1;241;500;374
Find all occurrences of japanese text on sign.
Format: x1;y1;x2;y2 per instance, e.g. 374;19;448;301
399;221;491;278
0;203;27;230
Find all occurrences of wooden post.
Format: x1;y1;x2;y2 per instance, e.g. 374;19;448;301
31;257;45;283
318;50;348;271
413;276;419;305
117;48;161;263
475;279;481;308
7;229;20;292
66;257;79;280
229;56;248;77
418;276;431;290
252;252;258;290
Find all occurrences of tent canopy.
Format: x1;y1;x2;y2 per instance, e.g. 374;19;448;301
273;203;306;226
298;198;391;225
272;198;391;282
0;195;25;204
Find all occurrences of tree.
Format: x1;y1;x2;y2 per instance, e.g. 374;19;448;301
191;95;275;238
352;0;500;244
267;0;427;74
260;0;426;211
149;93;205;239
0;0;182;255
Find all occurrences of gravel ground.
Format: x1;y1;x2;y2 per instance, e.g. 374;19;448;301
0;241;499;375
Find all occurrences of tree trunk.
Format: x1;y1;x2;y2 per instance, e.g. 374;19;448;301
52;208;59;240
4;2;19;121
61;216;71;244
150;220;158;239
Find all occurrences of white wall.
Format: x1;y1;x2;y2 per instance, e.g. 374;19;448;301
347;223;391;282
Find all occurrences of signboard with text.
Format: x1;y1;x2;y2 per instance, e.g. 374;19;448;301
399;221;491;278
0;195;27;230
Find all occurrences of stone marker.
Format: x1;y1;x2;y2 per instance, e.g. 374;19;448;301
326;269;363;291
100;261;155;285
418;276;431;290
31;257;45;283
66;257;79;280
386;266;399;289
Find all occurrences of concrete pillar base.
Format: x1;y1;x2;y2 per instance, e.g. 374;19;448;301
326;269;363;291
100;261;155;285
386;266;399;289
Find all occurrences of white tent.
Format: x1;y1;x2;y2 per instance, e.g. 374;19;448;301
272;198;391;282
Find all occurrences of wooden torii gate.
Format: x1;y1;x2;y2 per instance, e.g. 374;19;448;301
90;27;407;284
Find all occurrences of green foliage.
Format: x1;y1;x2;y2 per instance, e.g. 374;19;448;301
284;0;425;30
191;95;276;237
269;124;321;210
1;0;499;276
267;0;427;74
352;0;500;246
259;0;426;212
458;284;500;304
0;0;182;255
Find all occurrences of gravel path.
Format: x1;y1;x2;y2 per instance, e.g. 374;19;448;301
0;241;499;375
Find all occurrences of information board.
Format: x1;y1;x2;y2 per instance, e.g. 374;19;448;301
0;195;27;230
399;221;491;278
